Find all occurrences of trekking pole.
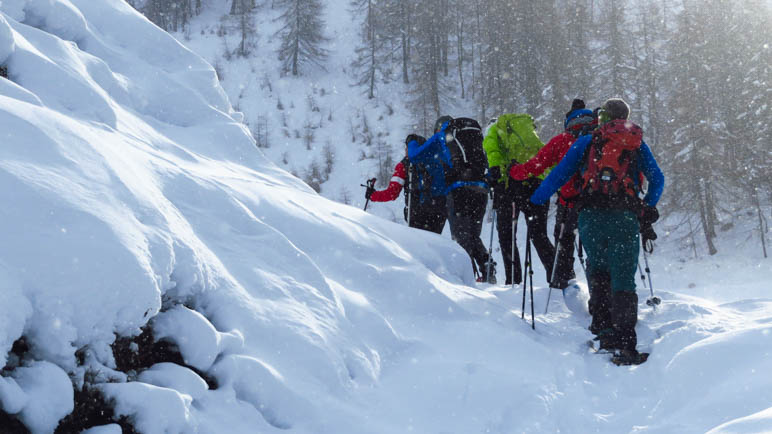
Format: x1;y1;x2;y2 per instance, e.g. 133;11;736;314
637;260;655;309
545;221;566;314
521;229;527;319
486;190;497;283
406;169;413;227
641;247;661;307
360;178;376;211
511;202;518;290
523;226;535;329
575;236;587;277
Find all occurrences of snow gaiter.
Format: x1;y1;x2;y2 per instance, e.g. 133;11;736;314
588;272;612;335
611;290;638;351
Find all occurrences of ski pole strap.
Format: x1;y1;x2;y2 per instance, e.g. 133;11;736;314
643;238;654;254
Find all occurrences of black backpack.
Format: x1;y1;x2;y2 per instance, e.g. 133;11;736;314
443;117;487;184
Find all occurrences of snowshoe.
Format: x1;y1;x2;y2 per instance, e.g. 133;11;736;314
611;349;649;366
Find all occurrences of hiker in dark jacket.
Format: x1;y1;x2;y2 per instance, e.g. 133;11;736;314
510;99;597;289
530;98;664;365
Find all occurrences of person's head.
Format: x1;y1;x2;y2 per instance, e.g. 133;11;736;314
565;98;586;118
564;108;595;133
404;134;425;156
434;115;453;133
598;98;630;124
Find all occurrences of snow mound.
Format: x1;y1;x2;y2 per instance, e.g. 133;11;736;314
10;360;73;433
708;407;772;433
0;0;472;430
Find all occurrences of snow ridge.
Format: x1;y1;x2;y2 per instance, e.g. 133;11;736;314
0;0;471;431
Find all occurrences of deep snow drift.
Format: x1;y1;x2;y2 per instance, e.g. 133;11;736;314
0;1;770;433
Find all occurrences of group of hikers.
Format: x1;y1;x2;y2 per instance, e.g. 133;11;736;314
364;97;664;365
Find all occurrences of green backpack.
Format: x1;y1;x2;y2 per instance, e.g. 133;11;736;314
483;113;547;184
494;114;544;164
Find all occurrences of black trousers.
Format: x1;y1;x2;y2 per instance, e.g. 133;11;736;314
552;202;578;287
449;187;490;274
407;195;447;235
493;180;555;285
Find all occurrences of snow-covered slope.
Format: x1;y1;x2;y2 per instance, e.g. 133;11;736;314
174;0;462;226
0;1;473;431
0;1;771;433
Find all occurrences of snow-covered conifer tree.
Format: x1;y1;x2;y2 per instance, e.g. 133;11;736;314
276;0;329;76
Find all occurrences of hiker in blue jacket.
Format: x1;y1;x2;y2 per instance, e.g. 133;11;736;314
530;98;664;365
409;117;494;282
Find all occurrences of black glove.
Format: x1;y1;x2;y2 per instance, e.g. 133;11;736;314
365;185;375;200
640;223;657;253
640;205;659;226
640;223;657;242
488;166;501;181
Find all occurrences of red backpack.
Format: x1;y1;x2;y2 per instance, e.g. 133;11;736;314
579;119;644;210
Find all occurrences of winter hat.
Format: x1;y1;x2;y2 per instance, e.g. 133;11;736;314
564;108;595;130
565;98;586;118
434;115;453;133
601;98;630;121
404;133;426;146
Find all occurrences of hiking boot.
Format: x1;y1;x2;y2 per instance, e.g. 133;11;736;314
595;328;617;352
479;260;497;284
611;349;649;366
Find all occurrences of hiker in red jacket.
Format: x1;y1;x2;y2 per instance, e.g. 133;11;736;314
509;99;597;289
365;134;447;234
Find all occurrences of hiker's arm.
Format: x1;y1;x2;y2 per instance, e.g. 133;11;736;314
482;125;505;169
370;162;405;202
510;133;567;180
640;141;665;207
530;135;590;205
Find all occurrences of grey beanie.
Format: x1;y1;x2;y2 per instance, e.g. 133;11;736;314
602;98;630;120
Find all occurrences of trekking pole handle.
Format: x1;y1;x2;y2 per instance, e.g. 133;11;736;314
361;178;376;211
360;178;377;188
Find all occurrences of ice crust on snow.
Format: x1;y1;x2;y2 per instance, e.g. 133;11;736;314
0;0;770;432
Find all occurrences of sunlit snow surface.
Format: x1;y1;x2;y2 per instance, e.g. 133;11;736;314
0;1;770;433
